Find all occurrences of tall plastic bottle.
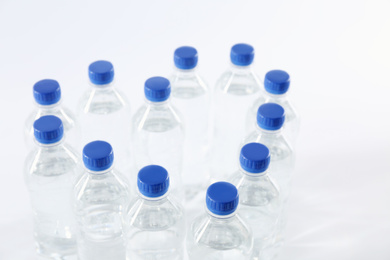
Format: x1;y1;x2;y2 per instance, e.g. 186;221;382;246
246;70;299;145
242;103;294;253
77;60;131;174
74;140;130;260
230;143;281;260
170;46;210;199
24;115;78;259
131;76;184;202
25;79;78;149
125;165;185;260
211;43;263;181
187;182;253;260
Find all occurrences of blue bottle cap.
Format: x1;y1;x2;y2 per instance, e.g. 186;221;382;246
230;43;255;66
33;79;61;105
137;165;170;198
240;143;270;173
257;103;285;131
264;70;290;95
33;115;64;144
174;46;198;70
83;141;114;171
88;60;114;85
144;76;171;102
206;182;239;216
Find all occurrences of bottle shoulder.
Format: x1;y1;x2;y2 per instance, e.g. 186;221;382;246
190;212;252;250
126;195;184;231
78;86;130;115
74;169;130;204
215;67;262;96
170;71;209;99
132;102;184;133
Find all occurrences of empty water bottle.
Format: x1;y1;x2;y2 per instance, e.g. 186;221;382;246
170;46;211;200
24;115;78;259
187;182;253;260
125;165;185;260
230;143;281;260
211;43;263;181
74;141;130;260
246;70;299;145
132;76;184;201
24;79;78;148
77;60;131;174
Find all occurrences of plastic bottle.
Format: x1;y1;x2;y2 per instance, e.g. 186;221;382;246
24;79;78;149
242;103;294;199
77;60;131;174
170;46;211;200
211;43;263;181
230;143;281;260
131;76;184;202
246;70;299;145
242;103;294;254
125;165;185;260
24;115;78;259
187;182;253;260
74;140;130;260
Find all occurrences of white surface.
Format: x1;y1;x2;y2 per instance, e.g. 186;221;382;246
0;0;389;259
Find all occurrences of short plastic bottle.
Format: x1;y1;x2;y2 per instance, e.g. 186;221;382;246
131;76;184;202
125;165;185;260
77;60;131;174
24;115;79;259
246;70;299;145
170;46;211;200
230;143;281;260
74;141;130;260
24;79;78;149
187;182;253;260
211;43;263;181
243;103;294;200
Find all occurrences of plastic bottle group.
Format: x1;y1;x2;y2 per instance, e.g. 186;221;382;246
23;43;299;260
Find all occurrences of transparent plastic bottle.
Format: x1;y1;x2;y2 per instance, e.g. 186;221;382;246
132;76;184;202
24;79;78;149
24;115;79;259
230;143;281;260
170;46;211;200
74;141;130;260
246;70;299;145
243;103;294;199
211;43;263;181
243;103;294;253
125;165;185;260
187;182;253;260
77;60;131;174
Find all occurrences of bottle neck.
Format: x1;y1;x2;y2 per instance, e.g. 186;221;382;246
240;167;268;178
266;92;288;100
174;66;198;75
85;165;114;176
256;125;283;135
138;191;169;203
206;208;237;220
35;100;62;110
34;137;65;148
90;81;115;89
229;62;252;71
144;98;171;107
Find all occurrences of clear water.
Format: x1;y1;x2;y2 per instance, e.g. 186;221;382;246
74;168;130;260
131;100;184;202
187;210;253;260
210;64;262;182
230;170;281;260
24;102;79;150
125;194;185;260
77;83;131;174
24;141;79;259
246;93;300;146
170;68;211;199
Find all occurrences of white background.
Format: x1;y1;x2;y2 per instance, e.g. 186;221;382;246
0;0;390;259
